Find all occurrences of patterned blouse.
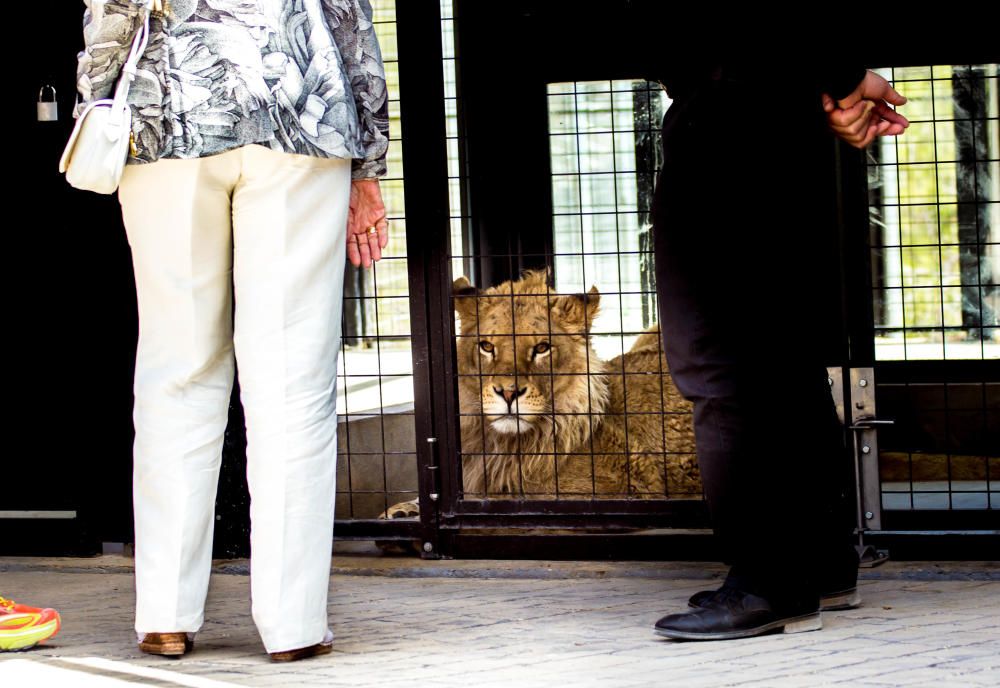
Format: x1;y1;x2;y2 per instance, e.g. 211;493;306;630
76;0;389;179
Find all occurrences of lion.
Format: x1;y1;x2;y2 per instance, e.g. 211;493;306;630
381;270;700;519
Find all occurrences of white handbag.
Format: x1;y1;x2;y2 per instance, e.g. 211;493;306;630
59;10;151;194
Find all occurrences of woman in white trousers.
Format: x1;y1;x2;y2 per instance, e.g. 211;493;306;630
76;0;389;661
121;148;387;659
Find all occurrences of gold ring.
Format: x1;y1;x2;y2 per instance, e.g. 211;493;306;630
367;226;378;235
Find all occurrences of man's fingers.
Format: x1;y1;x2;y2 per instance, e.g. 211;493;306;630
836;86;864;111
829;73;909;149
884;122;906;136
845;133;866;149
882;83;907;106
841;102;874;137
855;120;879;149
841;124;868;148
829;99;868;128
872;100;909;129
821;93;835;113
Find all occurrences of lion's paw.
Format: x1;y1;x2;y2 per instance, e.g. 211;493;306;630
379;499;420;520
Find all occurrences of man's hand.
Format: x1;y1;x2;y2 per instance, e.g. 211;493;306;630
822;70;909;149
347;179;389;268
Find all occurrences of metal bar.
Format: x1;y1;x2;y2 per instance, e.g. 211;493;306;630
334;519;423;540
437;515;708;531
395;0;453;558
875;360;1000;383
881;508;1000;531
437;529;999;561
452;499;706;515
0;511;77;520
440;532;722;561
870;530;1000;536
834;139;877;367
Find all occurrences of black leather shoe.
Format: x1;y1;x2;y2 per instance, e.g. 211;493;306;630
688;585;861;611
655;588;821;641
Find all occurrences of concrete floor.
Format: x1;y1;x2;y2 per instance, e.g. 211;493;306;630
1;555;998;688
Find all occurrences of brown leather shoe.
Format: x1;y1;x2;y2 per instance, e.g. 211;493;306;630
137;632;194;657
268;632;334;662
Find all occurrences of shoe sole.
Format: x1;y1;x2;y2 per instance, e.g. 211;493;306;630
138;634;193;657
820;588;862;611
269;641;334;662
655;612;822;641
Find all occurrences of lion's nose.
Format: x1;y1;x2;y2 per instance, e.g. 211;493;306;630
494;386;527;404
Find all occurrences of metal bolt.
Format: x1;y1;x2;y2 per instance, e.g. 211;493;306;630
828;378;834;387
859;379;868;388
865;511;874;520
427;437;438;444
862;446;871;454
423;542;434;553
429;493;439;501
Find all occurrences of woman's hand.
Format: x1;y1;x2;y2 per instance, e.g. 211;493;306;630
347;179;389;268
822;70;909;149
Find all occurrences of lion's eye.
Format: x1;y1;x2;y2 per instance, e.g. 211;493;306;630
479;341;495;354
532;342;551;357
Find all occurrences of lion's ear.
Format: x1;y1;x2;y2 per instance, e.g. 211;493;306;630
554;285;601;332
453;276;479;327
520;268;551;290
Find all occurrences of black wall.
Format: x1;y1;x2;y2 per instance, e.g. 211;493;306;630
6;7;138;554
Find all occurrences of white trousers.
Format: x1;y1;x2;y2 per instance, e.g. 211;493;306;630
118;145;350;653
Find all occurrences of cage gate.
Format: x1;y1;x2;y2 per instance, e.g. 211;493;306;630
323;3;999;560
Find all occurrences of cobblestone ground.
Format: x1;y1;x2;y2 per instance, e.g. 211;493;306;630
1;557;998;687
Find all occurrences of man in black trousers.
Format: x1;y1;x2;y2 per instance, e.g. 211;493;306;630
649;64;908;640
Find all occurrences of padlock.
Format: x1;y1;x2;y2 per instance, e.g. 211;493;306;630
37;85;58;122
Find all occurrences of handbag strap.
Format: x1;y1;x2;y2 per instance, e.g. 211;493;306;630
105;8;151;140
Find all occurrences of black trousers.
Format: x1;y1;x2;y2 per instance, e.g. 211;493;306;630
652;79;857;601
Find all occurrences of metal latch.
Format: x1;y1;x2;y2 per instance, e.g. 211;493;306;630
847;369;893;567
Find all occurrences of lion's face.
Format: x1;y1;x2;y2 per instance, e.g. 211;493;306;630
453;271;608;444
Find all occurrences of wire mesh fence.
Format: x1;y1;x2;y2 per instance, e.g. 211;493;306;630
867;64;999;515
334;0;417;522
868;64;999;362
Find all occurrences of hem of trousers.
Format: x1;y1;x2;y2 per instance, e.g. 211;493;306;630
259;624;331;655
